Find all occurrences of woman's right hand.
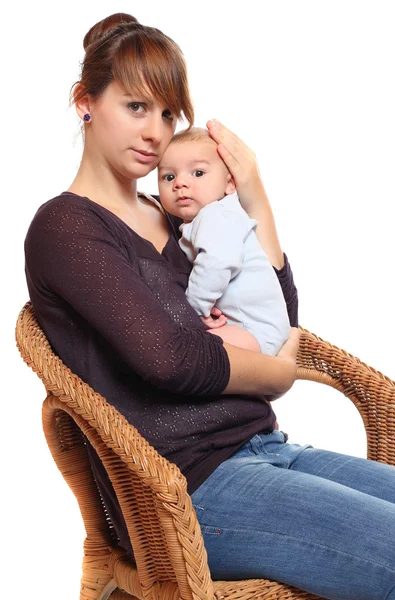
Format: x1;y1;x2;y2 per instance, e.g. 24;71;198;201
222;327;300;398
268;327;300;400
278;327;300;364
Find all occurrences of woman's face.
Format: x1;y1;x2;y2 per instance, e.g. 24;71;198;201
86;80;177;180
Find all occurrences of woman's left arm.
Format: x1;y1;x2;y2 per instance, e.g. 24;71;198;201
207;119;284;269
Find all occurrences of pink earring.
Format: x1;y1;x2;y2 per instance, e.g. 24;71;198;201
83;113;91;122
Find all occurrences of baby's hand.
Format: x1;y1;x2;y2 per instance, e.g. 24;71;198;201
201;307;227;329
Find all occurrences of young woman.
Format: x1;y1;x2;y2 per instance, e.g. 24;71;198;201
25;12;395;600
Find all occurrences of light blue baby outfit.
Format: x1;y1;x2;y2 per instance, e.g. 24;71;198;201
179;193;290;355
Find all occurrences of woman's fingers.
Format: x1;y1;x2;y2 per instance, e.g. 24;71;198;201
207;119;258;187
278;327;301;361
207;119;254;158
207;120;243;161
216;143;240;175
207;119;239;145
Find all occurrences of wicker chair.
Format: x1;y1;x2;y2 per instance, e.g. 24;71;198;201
15;301;395;600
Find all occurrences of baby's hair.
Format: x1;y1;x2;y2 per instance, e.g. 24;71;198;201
170;127;213;145
163;126;231;176
70;13;194;126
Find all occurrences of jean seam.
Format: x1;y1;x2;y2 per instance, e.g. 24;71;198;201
256;435;266;454
290;450;354;475
385;581;395;600
213;527;395;576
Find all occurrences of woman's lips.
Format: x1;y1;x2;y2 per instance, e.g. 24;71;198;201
131;148;158;164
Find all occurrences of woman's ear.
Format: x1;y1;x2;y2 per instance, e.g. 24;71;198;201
225;173;236;195
74;84;92;121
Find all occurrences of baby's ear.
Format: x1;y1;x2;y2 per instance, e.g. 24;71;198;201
225;173;236;195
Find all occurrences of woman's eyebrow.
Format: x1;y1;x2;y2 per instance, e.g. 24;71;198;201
123;92;153;103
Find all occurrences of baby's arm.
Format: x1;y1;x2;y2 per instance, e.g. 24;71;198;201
182;203;245;317
182;203;262;352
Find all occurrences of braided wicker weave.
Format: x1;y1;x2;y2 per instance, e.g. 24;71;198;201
16;302;395;600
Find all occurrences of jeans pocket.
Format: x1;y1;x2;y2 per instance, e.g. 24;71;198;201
194;504;222;536
199;524;222;536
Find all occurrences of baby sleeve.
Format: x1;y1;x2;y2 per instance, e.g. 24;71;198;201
180;201;247;317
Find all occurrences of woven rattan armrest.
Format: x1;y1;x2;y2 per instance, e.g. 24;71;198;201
297;327;395;465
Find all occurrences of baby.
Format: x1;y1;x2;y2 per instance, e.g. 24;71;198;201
158;127;290;355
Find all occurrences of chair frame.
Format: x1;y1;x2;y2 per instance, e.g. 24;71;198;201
16;302;395;600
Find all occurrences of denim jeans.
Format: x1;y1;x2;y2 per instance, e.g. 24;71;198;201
191;430;395;600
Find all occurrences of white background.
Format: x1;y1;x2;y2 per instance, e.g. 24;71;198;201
2;1;395;597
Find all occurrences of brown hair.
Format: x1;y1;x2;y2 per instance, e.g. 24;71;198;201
70;13;194;126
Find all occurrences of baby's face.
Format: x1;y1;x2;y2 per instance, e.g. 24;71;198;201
158;139;234;222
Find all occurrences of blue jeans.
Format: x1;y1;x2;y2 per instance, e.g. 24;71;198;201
191;430;395;600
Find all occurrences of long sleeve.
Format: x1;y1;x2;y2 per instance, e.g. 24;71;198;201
273;254;299;327
180;199;248;317
25;195;230;397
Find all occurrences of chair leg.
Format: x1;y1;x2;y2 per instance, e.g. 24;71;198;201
80;543;116;600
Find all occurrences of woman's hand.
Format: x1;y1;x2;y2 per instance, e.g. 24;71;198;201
222;327;300;397
206;119;266;216
207;119;284;269
277;327;300;364
267;327;301;401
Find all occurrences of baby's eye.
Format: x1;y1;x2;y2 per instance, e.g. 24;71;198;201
163;173;175;182
192;170;205;178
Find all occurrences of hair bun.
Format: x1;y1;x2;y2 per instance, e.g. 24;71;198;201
83;13;139;51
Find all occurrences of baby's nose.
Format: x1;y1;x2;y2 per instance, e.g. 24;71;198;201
174;176;189;188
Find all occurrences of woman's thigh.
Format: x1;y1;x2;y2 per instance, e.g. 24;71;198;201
191;437;395;600
262;430;395;504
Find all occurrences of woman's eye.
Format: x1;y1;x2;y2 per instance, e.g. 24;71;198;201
128;102;145;113
162;109;174;121
163;174;175;182
192;170;205;178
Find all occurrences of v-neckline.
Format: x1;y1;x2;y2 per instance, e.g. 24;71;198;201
61;190;176;257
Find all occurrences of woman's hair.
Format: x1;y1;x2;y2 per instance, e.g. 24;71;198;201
71;13;194;126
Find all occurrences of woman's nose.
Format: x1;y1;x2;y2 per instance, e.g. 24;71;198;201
142;112;163;144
